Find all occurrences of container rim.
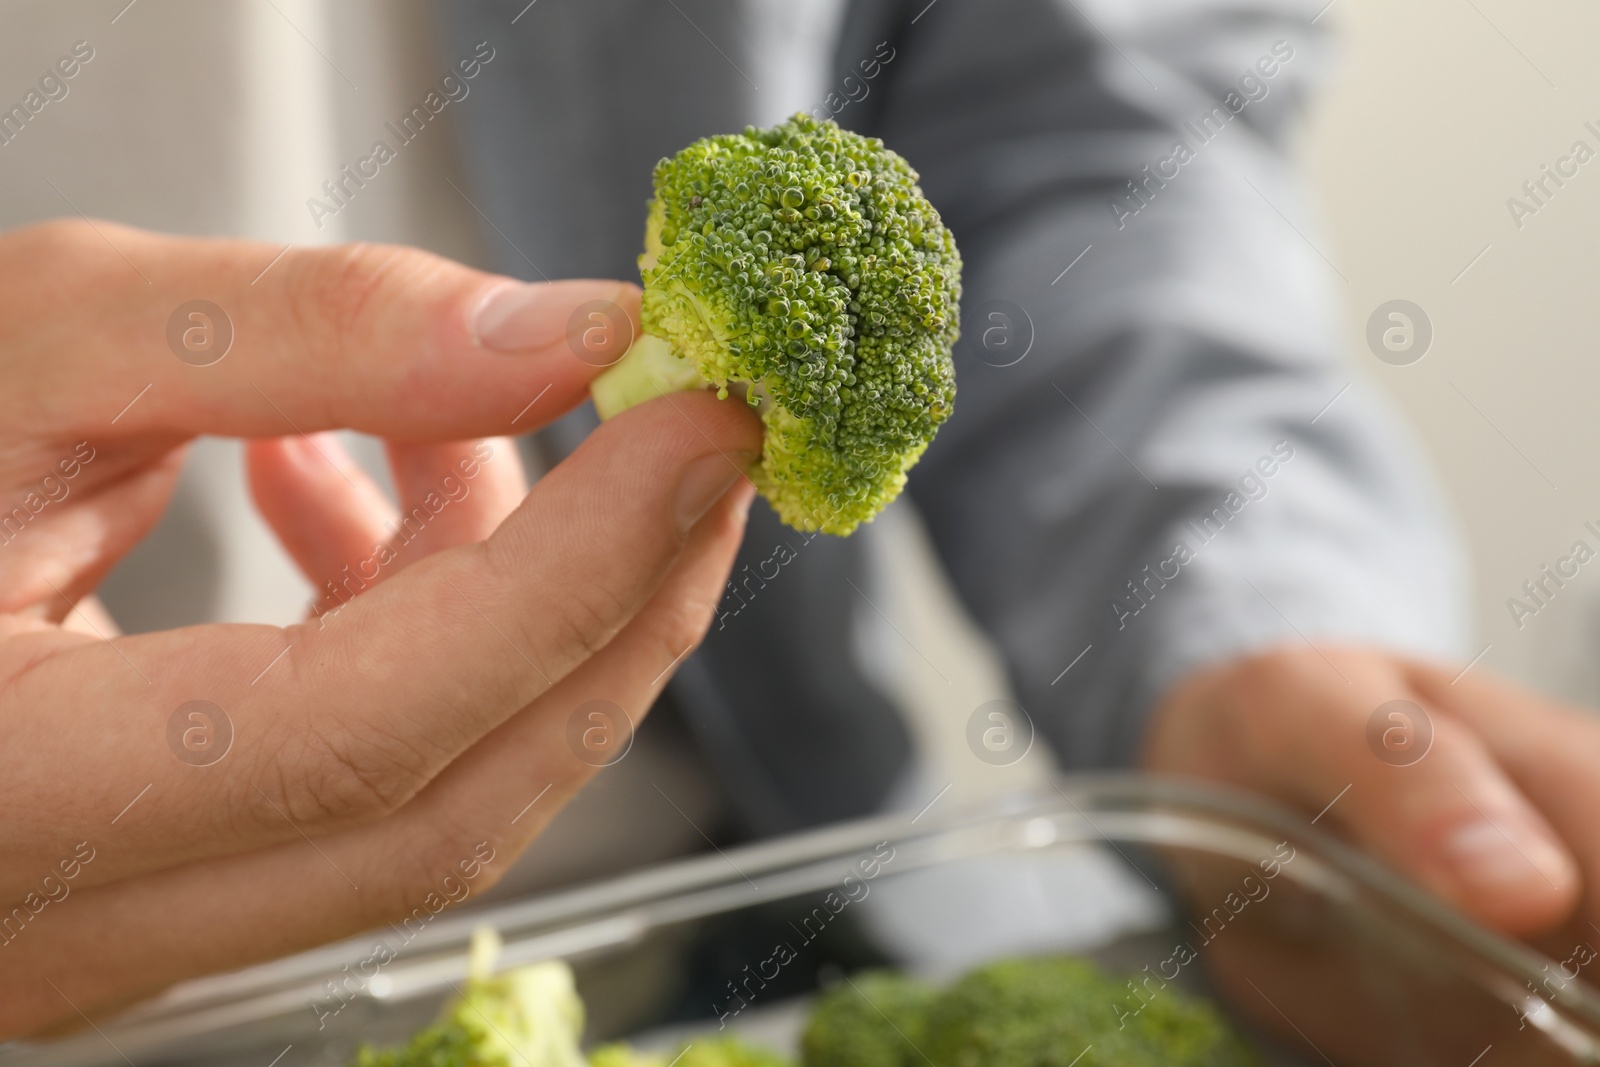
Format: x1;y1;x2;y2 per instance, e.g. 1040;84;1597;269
6;772;1598;1066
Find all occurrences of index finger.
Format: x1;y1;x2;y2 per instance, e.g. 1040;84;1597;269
2;218;636;441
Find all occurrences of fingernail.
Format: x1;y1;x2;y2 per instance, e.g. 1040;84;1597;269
729;479;758;522
675;452;754;533
474;283;585;353
1444;819;1570;893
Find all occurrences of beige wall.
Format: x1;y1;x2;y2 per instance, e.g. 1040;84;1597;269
1305;0;1600;703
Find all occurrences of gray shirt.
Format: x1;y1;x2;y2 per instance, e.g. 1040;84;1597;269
435;0;1469;832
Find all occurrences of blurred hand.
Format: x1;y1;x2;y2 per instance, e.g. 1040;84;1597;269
0;219;761;1036
1145;644;1597;941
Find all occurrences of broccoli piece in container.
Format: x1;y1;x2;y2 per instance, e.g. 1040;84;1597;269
349;929;587;1067
591;113;962;536
349;939;1254;1067
591;1036;792;1067
923;958;1257;1067
348;932;802;1067
347;1022;489;1067
800;971;938;1067
685;1037;797;1067
586;1044;668;1067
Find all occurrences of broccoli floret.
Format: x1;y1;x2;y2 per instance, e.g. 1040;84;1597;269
348;1021;493;1067
591;113;961;535
679;1037;798;1067
348;929;587;1067
590;1036;791;1067
349;944;1253;1067
800;971;937;1067
587;1044;668;1067
923;958;1257;1067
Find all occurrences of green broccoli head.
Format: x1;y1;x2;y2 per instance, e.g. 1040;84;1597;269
349;931;588;1067
589;1036;792;1067
591;113;962;536
922;958;1257;1067
586;1043;668;1067
348;1020;495;1067
592;1036;790;1067
800;971;938;1067
679;1037;799;1067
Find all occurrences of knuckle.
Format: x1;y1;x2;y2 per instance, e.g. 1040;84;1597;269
1422;714;1482;762
546;581;630;663
651;588;718;666
1228;644;1328;700
280;714;434;826
2;219;130;300
15;216;102;256
287;242;433;355
445;547;551;703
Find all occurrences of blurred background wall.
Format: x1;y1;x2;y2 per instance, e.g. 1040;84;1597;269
1306;0;1600;704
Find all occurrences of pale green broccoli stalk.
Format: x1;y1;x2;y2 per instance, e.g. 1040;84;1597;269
800;971;937;1067
349;929;587;1067
591;113;961;536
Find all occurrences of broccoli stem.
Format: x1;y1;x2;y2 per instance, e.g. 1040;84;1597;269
592;333;707;420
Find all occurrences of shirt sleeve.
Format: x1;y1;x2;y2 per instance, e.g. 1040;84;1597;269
847;0;1470;769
